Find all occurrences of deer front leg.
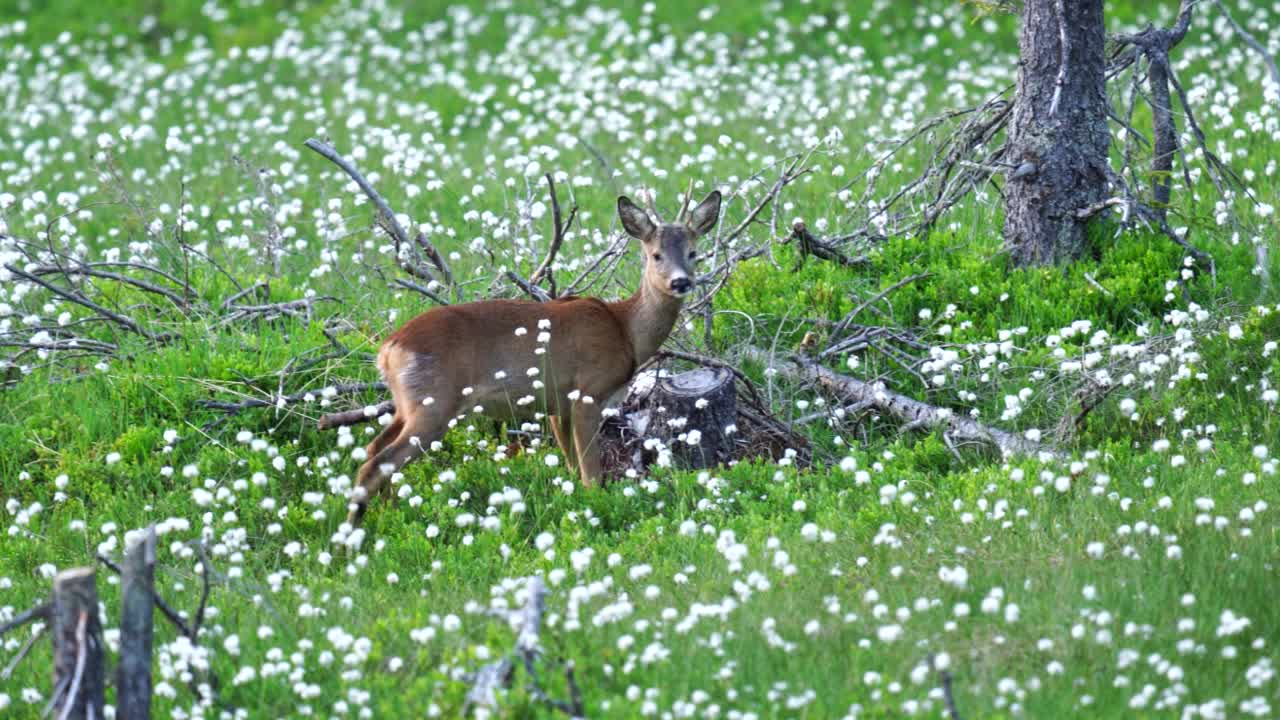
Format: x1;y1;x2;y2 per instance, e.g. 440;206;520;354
570;403;604;488
548;415;578;472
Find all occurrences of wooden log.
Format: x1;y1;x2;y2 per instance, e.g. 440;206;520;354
642;367;737;469
117;527;157;720
51;567;104;720
317;400;394;430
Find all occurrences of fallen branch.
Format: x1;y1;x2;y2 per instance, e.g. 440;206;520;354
219;296;337;326
463;576;585;718
4;263;167;342
823;273;932;356
746;348;1060;459
784;222;866;269
392;277;449;305
318;400;395;430
198;381;387;417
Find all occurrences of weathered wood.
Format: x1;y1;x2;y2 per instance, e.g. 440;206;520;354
317;400;394;430
51;567;104;720
117;527;157;720
747;348;1061;460
1003;0;1110;265
640;367;737;469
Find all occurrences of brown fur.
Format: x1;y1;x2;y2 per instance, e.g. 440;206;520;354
347;190;721;526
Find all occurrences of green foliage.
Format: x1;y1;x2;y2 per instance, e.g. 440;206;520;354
1;0;1278;717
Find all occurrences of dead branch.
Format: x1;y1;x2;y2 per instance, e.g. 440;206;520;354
785;222;867;269
4;263;167;341
529;173;578;297
0;601;51;637
97;553;194;639
389;277;449;305
219;296;337;326
26;263;190;308
198;381;387;417
317;400;395;429
303;138;453;289
824;273;931;356
746;348;1060;459
1;624;43;680
507;270;553;302
1214;0;1280;91
561;232;629;297
234;154;286;276
463;576;585;718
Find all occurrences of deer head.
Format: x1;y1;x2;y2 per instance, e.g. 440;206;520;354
617;189;722;299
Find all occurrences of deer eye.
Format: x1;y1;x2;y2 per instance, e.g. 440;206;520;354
652;253;662;262
688;251;697;260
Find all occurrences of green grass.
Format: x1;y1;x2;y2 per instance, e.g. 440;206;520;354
2;0;1279;717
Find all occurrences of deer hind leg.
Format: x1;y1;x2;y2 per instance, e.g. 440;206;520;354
364;415;404;461
570;402;605;488
548;415;577;472
349;407;448;526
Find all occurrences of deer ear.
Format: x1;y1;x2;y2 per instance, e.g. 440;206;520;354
617;196;656;240
687;190;721;237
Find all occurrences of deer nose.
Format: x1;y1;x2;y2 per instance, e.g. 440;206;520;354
670;277;692;295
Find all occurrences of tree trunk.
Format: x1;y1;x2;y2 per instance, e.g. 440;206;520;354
1004;0;1111;265
51;567;105;720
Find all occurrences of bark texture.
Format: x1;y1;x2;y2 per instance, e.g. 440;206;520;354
1004;0;1111;265
117;527;157;720
646;368;738;470
52;567;104;720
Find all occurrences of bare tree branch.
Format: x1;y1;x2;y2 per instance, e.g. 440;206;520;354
0;601;51;637
529;173;577;297
303;138;453;288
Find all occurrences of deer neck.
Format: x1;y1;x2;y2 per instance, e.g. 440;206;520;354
611;281;684;368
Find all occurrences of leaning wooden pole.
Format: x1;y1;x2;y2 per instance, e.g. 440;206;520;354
51;567;104;720
117;526;157;720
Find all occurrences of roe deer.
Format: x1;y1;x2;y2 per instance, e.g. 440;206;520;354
347;189;722;525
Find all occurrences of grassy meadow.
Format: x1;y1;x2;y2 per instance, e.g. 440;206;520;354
1;0;1279;717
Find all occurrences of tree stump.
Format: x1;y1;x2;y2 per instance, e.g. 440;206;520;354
117;526;157;720
51;567;104;720
638;367;737;470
